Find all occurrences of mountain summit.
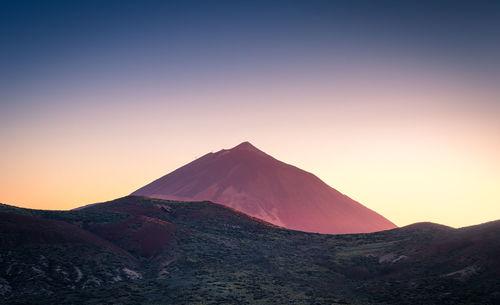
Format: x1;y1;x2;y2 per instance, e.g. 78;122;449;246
232;141;258;150
132;142;396;233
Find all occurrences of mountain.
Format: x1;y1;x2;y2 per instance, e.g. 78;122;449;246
131;142;396;234
1;196;499;304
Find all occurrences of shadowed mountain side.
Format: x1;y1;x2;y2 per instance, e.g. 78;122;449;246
0;197;499;304
132;142;396;234
0;212;131;259
0;204;140;298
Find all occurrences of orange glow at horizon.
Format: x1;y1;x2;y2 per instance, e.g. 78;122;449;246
1;63;499;229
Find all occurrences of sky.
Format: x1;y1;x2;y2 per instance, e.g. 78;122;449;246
1;0;499;228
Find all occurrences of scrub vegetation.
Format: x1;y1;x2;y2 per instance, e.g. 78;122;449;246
1;196;499;304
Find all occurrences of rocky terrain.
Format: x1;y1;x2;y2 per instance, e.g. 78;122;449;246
1;196;499;304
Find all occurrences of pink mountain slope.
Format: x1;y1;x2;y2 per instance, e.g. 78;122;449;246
131;142;397;234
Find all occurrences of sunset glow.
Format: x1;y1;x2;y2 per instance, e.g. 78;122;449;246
1;0;499;228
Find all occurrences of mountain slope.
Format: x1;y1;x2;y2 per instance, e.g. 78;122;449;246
132;142;396;233
1;196;499;305
0;205;139;299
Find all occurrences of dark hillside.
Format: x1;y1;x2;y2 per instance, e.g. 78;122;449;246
1;197;498;304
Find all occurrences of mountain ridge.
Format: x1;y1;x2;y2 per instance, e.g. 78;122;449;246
132;142;396;234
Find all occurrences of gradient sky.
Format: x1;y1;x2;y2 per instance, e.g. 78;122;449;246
1;0;499;228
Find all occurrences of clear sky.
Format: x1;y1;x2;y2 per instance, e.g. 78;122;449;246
1;0;499;228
